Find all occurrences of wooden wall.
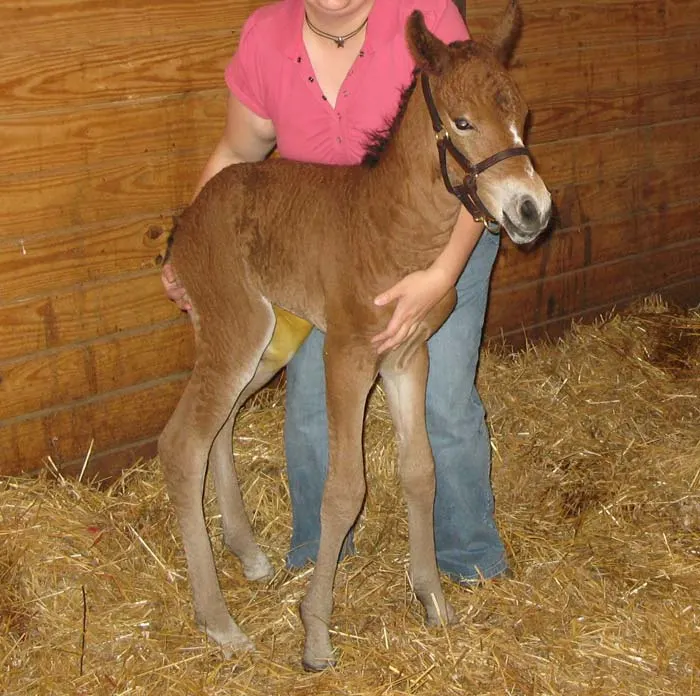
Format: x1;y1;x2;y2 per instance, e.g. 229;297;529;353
1;0;698;478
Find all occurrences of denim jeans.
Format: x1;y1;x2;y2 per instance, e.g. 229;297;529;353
283;230;507;583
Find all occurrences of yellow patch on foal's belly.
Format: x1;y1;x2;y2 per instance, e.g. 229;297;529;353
260;306;313;372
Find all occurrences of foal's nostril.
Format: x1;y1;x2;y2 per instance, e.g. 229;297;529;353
519;196;538;225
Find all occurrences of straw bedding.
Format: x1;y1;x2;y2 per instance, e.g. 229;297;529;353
1;297;698;695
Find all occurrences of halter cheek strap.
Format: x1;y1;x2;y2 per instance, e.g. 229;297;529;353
420;73;530;234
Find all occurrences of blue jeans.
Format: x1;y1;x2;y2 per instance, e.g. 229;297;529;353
283;231;507;582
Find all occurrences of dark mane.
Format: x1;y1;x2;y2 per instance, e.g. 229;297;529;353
360;69;419;168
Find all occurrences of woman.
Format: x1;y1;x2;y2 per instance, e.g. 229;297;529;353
162;0;509;583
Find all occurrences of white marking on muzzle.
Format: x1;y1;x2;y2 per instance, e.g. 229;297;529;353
509;123;534;178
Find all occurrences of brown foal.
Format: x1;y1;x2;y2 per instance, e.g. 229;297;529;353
159;1;551;671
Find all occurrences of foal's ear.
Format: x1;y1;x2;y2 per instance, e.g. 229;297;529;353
486;0;523;66
406;11;451;76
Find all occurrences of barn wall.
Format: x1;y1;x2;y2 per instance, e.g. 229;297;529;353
1;0;698;477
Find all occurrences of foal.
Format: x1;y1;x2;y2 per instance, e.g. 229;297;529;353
159;1;551;671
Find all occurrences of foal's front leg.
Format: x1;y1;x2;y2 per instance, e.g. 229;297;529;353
300;338;377;671
380;344;455;626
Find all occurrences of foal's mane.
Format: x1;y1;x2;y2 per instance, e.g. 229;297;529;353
360;69;419;168
360;38;477;169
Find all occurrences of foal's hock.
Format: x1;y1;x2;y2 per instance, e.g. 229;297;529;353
159;0;551;671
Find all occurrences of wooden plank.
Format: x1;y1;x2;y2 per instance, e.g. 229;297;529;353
492;200;700;289
4;206;694;420
2;113;697;244
0;150;204;243
488;238;700;335
5;0;700;53
4;78;699;183
0;154;696;362
0;215;171;303
0;319;193;421
0;272;180;362
0;375;187;471
0;91;225;180
528;81;700;145
531;117;700;187
0;33;234;116
511;35;700;105
4;75;698;185
1;0;266;52
468;0;700;49
551;157;700;231
1;27;698;119
5;1;698;54
489;276;700;348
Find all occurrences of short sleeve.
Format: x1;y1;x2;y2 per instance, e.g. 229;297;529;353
425;0;471;44
224;14;270;119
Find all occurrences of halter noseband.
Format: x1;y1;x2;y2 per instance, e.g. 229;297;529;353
420;73;530;234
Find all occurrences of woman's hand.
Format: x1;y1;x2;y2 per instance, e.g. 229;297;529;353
371;267;452;354
161;263;191;312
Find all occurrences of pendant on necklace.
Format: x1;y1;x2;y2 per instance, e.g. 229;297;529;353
335;37;345;48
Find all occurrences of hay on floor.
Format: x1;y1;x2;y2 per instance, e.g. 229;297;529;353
1;297;698;695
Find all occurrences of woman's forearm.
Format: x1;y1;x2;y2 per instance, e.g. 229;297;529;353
430;207;485;285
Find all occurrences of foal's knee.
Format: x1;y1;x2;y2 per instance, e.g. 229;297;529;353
322;476;366;526
400;464;435;501
158;427;205;503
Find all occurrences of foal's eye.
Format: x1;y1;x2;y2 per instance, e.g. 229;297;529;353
453;117;473;132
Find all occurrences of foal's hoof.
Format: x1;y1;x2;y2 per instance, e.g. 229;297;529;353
425;599;456;627
243;554;274;582
219;633;255;659
202;619;255;658
301;654;337;672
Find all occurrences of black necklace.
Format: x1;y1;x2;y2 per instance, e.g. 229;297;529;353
304;12;368;48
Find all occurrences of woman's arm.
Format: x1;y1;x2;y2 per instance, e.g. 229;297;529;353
192;93;276;198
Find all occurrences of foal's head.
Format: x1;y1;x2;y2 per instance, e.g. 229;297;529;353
407;1;551;244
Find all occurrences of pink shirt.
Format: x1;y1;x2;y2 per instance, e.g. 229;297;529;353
225;0;469;165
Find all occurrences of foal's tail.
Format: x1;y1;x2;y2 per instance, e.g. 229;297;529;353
162;211;184;265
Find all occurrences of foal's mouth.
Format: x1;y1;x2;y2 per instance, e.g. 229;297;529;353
501;210;547;246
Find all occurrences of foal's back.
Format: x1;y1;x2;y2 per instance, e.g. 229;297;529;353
169;156;389;333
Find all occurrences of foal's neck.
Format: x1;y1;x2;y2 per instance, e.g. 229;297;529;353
367;82;462;243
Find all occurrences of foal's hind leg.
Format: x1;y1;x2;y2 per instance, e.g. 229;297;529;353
209;366;279;582
300;337;377;671
158;305;275;656
380;344;455;627
210;307;312;582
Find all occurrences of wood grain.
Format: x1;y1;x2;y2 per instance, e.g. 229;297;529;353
0;375;187;470
0;151;204;243
5;0;698;53
0;33;234;116
467;0;700;49
0;319;193;421
2;114;697;245
488;238;700;335
0;91;225;180
0;215;169;303
489;277;700;347
1;0;266;52
0;272;179;362
0;0;699;477
493;200;700;288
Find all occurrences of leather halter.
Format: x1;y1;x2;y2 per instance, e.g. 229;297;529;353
420;72;530;233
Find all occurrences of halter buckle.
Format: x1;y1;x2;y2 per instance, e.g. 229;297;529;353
435;127;449;142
